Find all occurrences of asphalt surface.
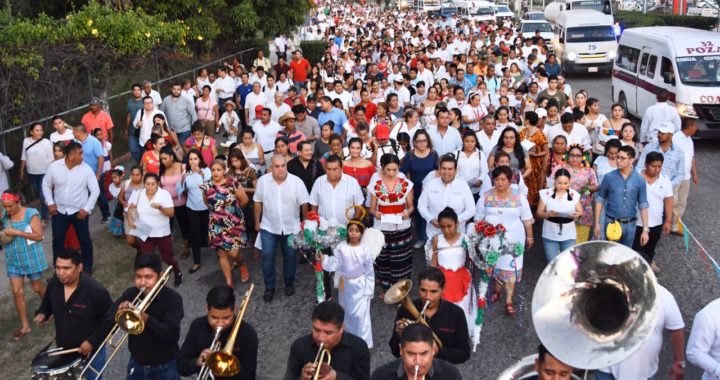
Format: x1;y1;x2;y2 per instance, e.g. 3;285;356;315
6;73;720;379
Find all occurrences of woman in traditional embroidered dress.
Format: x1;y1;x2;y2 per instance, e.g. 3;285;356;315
322;216;375;348
369;153;414;298
475;166;533;316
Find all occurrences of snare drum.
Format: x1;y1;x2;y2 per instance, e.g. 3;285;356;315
31;348;83;380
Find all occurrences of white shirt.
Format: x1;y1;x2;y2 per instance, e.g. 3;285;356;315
262;84;278;100
427;126;462;156
245;92;267;122
478;130;501;155
461;104;488;131
133;108;165;146
636;173;673;228
687;298;720;380
416;68;434;87
129;188;174;237
0;153;14;193
42;159;100;214
50;129;75;143
20;137;54;175
330;90;353;111
539;188;581;241
215;75;236;99
143;89;162;106
417;177;476;238
601;285;684;380
455;149;489;195
390;86;411;106
546;123;592;152
640;102;681;144
309;174;364;225
253;173;309;235
266;102;292;123
673;131;695;181
252;120;282;152
389;122;422;146
219;111;240;135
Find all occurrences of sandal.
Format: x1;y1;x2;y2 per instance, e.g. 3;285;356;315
12;328;31;341
490;291;501;303
505;303;516;316
239;263;250;283
189;265;201;274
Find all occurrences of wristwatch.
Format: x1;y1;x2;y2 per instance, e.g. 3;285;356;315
643;227;650;233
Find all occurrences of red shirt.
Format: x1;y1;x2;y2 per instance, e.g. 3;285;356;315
81;110;114;140
289;58;311;82
357;101;377;121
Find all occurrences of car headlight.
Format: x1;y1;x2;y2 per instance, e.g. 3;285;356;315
608;50;617;59
676;102;698;118
567;52;577;61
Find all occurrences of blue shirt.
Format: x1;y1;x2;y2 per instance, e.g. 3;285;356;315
545;61;562;77
400;151;439;197
449;77;473;95
236;83;253;108
595;169;649;219
79;135;104;174
184;167;211;211
317;108;348;135
635;142;685;187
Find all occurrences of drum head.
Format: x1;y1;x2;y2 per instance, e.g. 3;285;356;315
31;349;81;373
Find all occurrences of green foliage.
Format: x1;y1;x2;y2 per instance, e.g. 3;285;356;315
0;3;186;75
300;40;328;66
241;39;271;57
616;10;716;31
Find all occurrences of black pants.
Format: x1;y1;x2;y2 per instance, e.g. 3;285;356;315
187;209;209;265
632;225;663;262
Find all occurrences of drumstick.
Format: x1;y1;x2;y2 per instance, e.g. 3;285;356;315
48;347;81;356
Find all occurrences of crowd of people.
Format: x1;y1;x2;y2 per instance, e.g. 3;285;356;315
3;1;720;379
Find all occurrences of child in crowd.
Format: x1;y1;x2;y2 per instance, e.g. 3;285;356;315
108;166;125;237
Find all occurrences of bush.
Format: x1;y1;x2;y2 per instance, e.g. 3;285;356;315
300;40;328;66
616;10;716;31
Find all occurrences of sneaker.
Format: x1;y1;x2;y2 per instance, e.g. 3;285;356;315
100;217;110;224
413;240;424;250
651;261;661;274
285;285;295;296
263;288;275;302
174;272;183;287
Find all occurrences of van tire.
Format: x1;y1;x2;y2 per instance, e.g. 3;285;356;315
618;92;630;119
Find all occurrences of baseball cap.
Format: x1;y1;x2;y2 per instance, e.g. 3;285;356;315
307;94;317;101
535;108;548;118
375;124;390;139
254;105;264;114
89;96;100;105
656;123;675;134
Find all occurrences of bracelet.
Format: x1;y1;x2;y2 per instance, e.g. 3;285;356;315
526;237;534;241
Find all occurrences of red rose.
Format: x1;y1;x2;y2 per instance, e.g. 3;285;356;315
478;297;487;309
307;211;320;222
475;220;488;233
483;225;497;238
497;224;506;234
313;261;322;272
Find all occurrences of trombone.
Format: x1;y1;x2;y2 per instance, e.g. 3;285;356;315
200;284;255;379
384;279;443;348
79;266;173;379
312;342;332;380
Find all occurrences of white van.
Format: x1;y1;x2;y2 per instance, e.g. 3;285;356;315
454;0;496;23
550;9;617;74
612;27;720;138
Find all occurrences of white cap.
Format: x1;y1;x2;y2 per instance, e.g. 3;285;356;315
656;123;675;134
535;108;548;118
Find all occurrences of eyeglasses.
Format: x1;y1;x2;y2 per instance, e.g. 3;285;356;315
415;139;428;143
615;156;630;161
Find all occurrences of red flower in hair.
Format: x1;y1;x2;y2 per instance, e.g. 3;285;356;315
483;225;497;238
307;211;320;222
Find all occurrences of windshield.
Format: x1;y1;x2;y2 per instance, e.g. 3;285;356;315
676;55;720;86
527;13;545;20
473;7;495;16
522;22;553;33
570;0;612;14
566;26;615;43
497;6;511;12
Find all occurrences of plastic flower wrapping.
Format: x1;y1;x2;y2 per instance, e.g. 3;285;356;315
425;220;524;351
287;211;347;303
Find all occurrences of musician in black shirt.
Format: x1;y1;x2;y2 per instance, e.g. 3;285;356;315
177;285;258;380
284;301;370;380
34;249;113;379
371;324;462;380
388;267;470;364
113;254;184;380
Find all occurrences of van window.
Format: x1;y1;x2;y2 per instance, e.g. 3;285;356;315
646;55;657;79
661;57;675;85
616;45;640;72
639;53;649;75
566;26;616;43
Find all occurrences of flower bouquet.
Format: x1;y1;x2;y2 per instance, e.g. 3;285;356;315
465;220;525;347
287;211;347;303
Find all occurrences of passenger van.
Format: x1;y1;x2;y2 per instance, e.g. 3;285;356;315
612;27;720;138
454;0;496;23
550;10;617;74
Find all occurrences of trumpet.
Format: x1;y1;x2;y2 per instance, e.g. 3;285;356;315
312;342;332;380
196;326;223;380
384;279;443;348
202;284;255;378
79;266;173;379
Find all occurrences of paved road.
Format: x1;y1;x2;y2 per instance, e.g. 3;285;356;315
9;74;720;379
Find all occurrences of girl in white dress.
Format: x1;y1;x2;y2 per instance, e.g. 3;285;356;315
322;217;375;348
428;207;478;346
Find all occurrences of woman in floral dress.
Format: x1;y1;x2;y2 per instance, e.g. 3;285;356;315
369;154;414;298
519;117;548;207
201;159;250;288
